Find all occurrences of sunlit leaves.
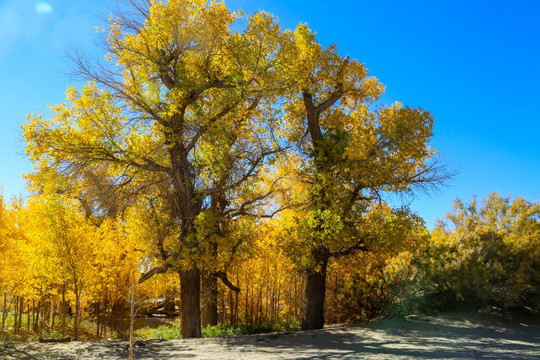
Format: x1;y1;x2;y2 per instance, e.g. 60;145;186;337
417;193;540;311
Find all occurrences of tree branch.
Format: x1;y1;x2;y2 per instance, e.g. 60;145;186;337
139;265;170;283
184;99;242;154
215;271;240;293
329;242;370;258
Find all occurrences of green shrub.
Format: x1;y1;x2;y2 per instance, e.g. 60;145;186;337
405;193;540;314
134;325;182;340
1;333;14;348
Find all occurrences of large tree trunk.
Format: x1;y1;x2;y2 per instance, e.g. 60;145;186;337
179;267;202;338
301;254;329;331
201;271;218;327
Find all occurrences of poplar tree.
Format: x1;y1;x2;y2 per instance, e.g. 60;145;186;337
24;0;285;338
280;24;449;330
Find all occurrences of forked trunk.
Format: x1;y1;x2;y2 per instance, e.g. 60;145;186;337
201;271;218;327
301;256;328;331
179;267;202;338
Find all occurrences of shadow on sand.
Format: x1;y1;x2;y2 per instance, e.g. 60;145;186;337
2;312;539;359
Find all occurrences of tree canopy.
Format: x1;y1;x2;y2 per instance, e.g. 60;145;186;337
22;0;450;337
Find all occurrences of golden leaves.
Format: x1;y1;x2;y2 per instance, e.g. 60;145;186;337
19;1;448;323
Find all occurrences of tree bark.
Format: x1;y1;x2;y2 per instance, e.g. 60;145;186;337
14;296;19;333
201;271;218;327
179;267;201;338
34;300;41;333
27;300;32;331
129;274;136;360
301;253;329;331
96;301;100;339
51;301;56;331
19;298;25;331
245;285;249;325
1;294;6;330
31;300;36;331
74;284;81;340
61;285;66;336
234;289;239;325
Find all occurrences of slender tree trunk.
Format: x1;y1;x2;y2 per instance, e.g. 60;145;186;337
301;253;329;331
244;285;249;325
273;288;277;325
40;300;45;333
20;298;25;331
265;283;270;323
45;300;51;331
14;296;19;333
108;303;114;334
257;284;263;326
129;274;136;360
27;300;31;331
220;294;226;324
287;285;292;323
201;272;218;327
234;289;239;325
229;290;234;325
234;270;239;325
179;267;201;338
74;285;80;341
34;301;41;333
51;302;56;331
293;282;297;321
250;285;254;325
119;301;126;332
61;286;66;337
1;294;6;330
12;296;16;333
32;300;36;331
96;302;100;339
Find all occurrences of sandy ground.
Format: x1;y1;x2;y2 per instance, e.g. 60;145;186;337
2;312;539;359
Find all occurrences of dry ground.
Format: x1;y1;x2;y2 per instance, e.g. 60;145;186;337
2;311;539;359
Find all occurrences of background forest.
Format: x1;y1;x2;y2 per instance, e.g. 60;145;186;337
0;0;539;343
1;190;538;342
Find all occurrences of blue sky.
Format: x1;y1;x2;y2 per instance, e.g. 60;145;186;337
1;0;539;228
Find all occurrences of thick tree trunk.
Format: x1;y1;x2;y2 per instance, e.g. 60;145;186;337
201;272;218;327
301;255;329;331
179;267;201;338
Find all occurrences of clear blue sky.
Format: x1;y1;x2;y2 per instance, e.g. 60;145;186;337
1;0;539;228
